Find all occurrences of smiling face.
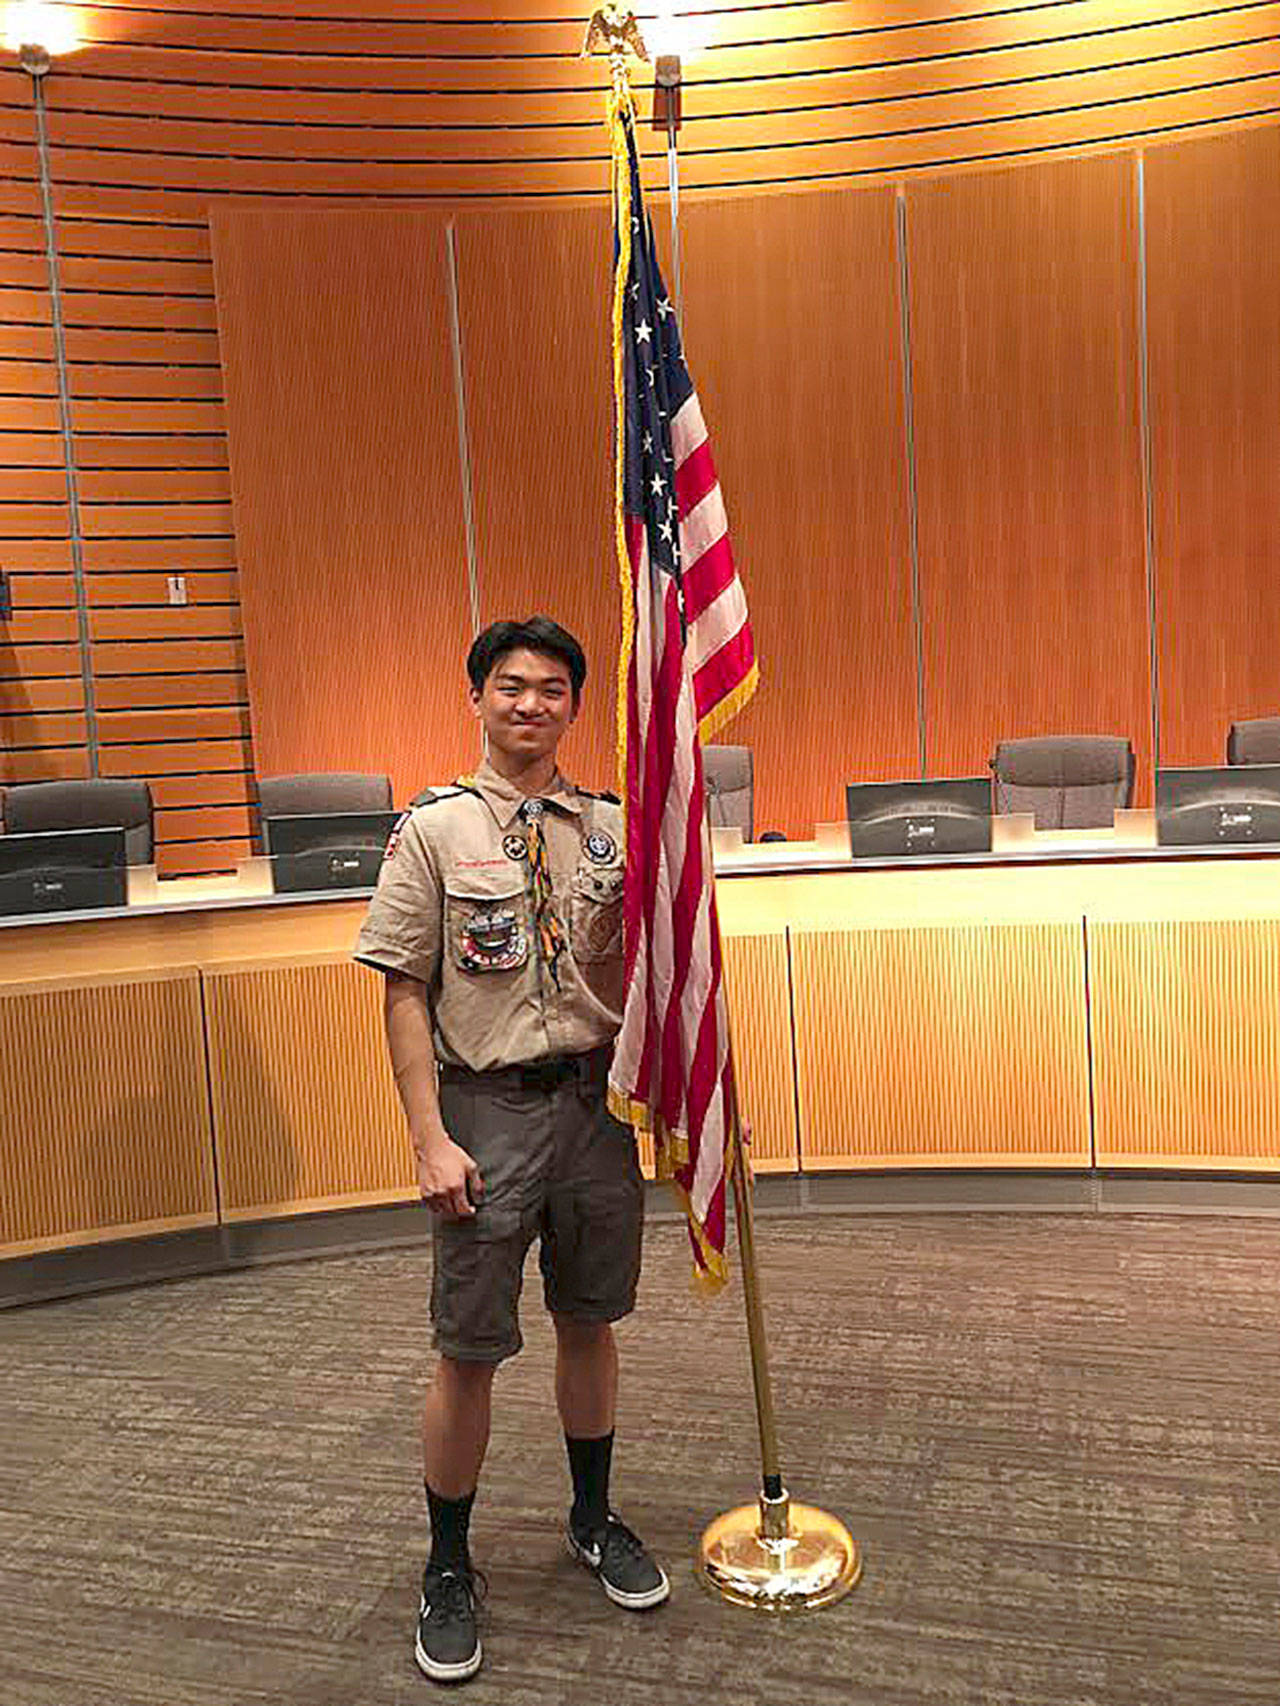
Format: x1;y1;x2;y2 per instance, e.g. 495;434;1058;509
470;645;579;766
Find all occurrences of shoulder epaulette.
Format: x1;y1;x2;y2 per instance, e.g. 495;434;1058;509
409;782;478;808
577;786;621;805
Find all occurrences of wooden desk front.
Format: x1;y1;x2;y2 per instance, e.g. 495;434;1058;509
5;851;1280;1260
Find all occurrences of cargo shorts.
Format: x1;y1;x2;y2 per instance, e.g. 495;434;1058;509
431;1047;644;1363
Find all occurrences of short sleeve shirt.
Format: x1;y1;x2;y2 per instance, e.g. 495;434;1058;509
353;759;626;1072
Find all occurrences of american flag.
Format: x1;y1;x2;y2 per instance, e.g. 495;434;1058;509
606;101;758;1286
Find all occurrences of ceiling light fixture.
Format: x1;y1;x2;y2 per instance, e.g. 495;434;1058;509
3;2;82;74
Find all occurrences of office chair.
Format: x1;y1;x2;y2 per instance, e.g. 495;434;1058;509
991;735;1135;831
703;745;754;841
1227;718;1280;766
1;778;155;865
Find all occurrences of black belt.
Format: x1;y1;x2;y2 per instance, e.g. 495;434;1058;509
440;1047;611;1094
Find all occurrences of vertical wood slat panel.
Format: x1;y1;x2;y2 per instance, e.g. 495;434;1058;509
1145;124;1280;768
907;152;1153;798
454;201;617;790
723;931;799;1174
1091;918;1280;1168
791;922;1091;1168
682;187;919;838
204;957;416;1219
210;209;477;805
0;970;215;1255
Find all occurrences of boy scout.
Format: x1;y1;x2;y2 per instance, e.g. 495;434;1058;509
355;616;668;1684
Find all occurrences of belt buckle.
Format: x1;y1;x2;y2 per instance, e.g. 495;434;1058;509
520;1057;563;1092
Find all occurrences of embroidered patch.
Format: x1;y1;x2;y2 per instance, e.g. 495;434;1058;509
383;810;411;861
503;834;528;862
583;900;622;956
458;906;528;973
584;830;617;864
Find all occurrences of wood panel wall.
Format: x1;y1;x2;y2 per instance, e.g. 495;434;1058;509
14;869;1280;1262
204;956;415;1220
906;152;1153;792
791;921;1091;1169
453;201;618;789
1145;123;1280;769
0;967;216;1254
1;5;1277;870
682;186;918;839
27;1;1280;195
210;209;477;804
721;930;799;1173
1091;919;1280;1168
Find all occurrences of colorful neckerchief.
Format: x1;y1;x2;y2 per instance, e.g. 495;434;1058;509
518;798;567;987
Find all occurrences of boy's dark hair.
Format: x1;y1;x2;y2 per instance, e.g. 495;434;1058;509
466;616;587;701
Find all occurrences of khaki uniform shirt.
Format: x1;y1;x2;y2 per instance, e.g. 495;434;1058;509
354;759;625;1072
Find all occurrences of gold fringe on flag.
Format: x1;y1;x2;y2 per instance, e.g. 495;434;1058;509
608;74;636;810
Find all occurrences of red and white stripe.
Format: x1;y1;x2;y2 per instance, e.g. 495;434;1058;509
670;394;754;735
608;388;754;1282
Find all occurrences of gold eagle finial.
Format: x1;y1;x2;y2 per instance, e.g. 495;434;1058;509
580;4;650;62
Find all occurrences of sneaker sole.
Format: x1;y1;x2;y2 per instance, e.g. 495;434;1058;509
414;1633;483;1684
566;1532;671;1611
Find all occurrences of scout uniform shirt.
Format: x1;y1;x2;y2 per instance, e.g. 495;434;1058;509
353;759;626;1073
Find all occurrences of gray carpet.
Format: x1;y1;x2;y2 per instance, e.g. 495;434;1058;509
3;1212;1279;1705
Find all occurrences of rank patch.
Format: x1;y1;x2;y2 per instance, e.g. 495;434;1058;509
584;830;617;864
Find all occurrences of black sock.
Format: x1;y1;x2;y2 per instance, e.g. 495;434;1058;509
566;1432;614;1537
425;1483;475;1574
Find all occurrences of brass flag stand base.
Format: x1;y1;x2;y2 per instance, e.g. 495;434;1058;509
697;1491;861;1612
696;1122;863;1613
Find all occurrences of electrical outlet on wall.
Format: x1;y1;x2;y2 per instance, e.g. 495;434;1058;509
167;574;188;606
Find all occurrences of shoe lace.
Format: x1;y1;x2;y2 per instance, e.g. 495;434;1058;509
602;1516;646;1563
425;1565;488;1619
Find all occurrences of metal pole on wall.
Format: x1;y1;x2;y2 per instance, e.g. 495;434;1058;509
1134;150;1161;780
894;186;928;782
24;40;100;777
653;56;683;316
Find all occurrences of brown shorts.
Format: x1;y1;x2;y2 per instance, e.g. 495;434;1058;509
431;1048;644;1364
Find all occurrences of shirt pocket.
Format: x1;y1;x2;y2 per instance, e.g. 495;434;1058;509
570;863;625;963
445;878;530;975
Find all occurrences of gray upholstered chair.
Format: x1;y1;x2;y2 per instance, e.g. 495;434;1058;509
990;736;1135;831
258;772;393;854
258;772;392;821
1227;718;1280;766
1;778;154;864
703;745;753;840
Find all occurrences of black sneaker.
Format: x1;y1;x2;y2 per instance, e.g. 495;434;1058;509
567;1513;670;1610
414;1564;483;1684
